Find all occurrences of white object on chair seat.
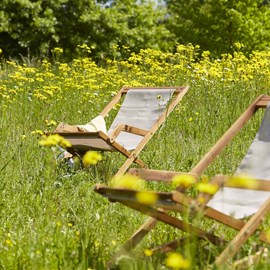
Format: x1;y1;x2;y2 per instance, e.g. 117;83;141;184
77;115;107;133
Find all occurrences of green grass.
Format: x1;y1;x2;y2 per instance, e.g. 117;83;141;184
1;49;270;269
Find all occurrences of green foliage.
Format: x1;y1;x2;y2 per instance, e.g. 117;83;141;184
2;0;270;59
166;0;270;55
0;0;171;60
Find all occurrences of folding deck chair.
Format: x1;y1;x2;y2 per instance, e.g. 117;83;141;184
95;94;270;266
54;86;189;177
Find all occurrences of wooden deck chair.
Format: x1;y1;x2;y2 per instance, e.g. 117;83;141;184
53;86;189;177
95;94;270;266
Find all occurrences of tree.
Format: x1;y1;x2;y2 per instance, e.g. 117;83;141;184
165;0;270;55
0;0;172;60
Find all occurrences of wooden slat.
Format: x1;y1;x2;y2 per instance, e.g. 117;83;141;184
109;124;126;141
128;168;198;183
190;95;266;175
122;124;148;136
204;208;245;230
107;217;158;267
100;87;127;117
94;184;174;203
120;200;225;246
256;95;270;108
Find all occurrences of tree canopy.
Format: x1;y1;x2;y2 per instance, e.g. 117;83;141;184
165;0;270;55
0;0;171;60
1;0;270;60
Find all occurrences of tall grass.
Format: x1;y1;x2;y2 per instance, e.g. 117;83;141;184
1;44;270;269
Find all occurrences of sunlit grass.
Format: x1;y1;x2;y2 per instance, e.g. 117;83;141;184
1;44;270;269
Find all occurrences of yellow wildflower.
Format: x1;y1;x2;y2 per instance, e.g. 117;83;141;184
144;249;153;257
45;120;57;126
165;252;190;269
227;174;258;189
56;221;62;227
38;134;71;148
196;183;218;195
111;174;144;190
198;197;205;204
234;42;244;50
51;47;63;54
5;239;13;247
82;151;102;167
136;191;158;205
31;130;44;135
172;174;196;188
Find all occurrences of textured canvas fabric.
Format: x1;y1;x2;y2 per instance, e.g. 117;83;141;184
208;103;270;218
108;89;174;150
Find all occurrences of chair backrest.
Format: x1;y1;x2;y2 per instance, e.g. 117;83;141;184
107;88;176;150
208;103;270;218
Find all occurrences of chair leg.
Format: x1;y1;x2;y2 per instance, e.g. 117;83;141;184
107;217;158;268
114;155;147;178
151;236;191;253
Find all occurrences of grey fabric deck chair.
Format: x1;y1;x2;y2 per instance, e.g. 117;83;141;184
95;94;270;267
208;100;270;218
54;86;189;177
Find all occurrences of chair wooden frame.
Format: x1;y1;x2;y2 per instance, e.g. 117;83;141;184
94;94;270;266
54;86;189;177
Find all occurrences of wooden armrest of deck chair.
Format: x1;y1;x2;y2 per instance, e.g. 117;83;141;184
94;184;178;209
94;184;225;247
109;123;148;142
128;168;199;184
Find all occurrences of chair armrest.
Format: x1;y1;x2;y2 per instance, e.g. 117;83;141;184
128;168;199;183
109;124;148;142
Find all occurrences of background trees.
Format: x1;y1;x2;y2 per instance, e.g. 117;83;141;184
165;0;270;56
0;0;171;60
1;0;270;60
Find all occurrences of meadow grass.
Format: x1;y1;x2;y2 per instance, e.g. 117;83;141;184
1;44;270;269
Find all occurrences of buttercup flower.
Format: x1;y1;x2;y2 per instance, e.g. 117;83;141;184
38;134;71;148
111;174;144;190
165;252;190;269
172;174;196;188
196;183;218;195
82;151;102;167
136;191;158;205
